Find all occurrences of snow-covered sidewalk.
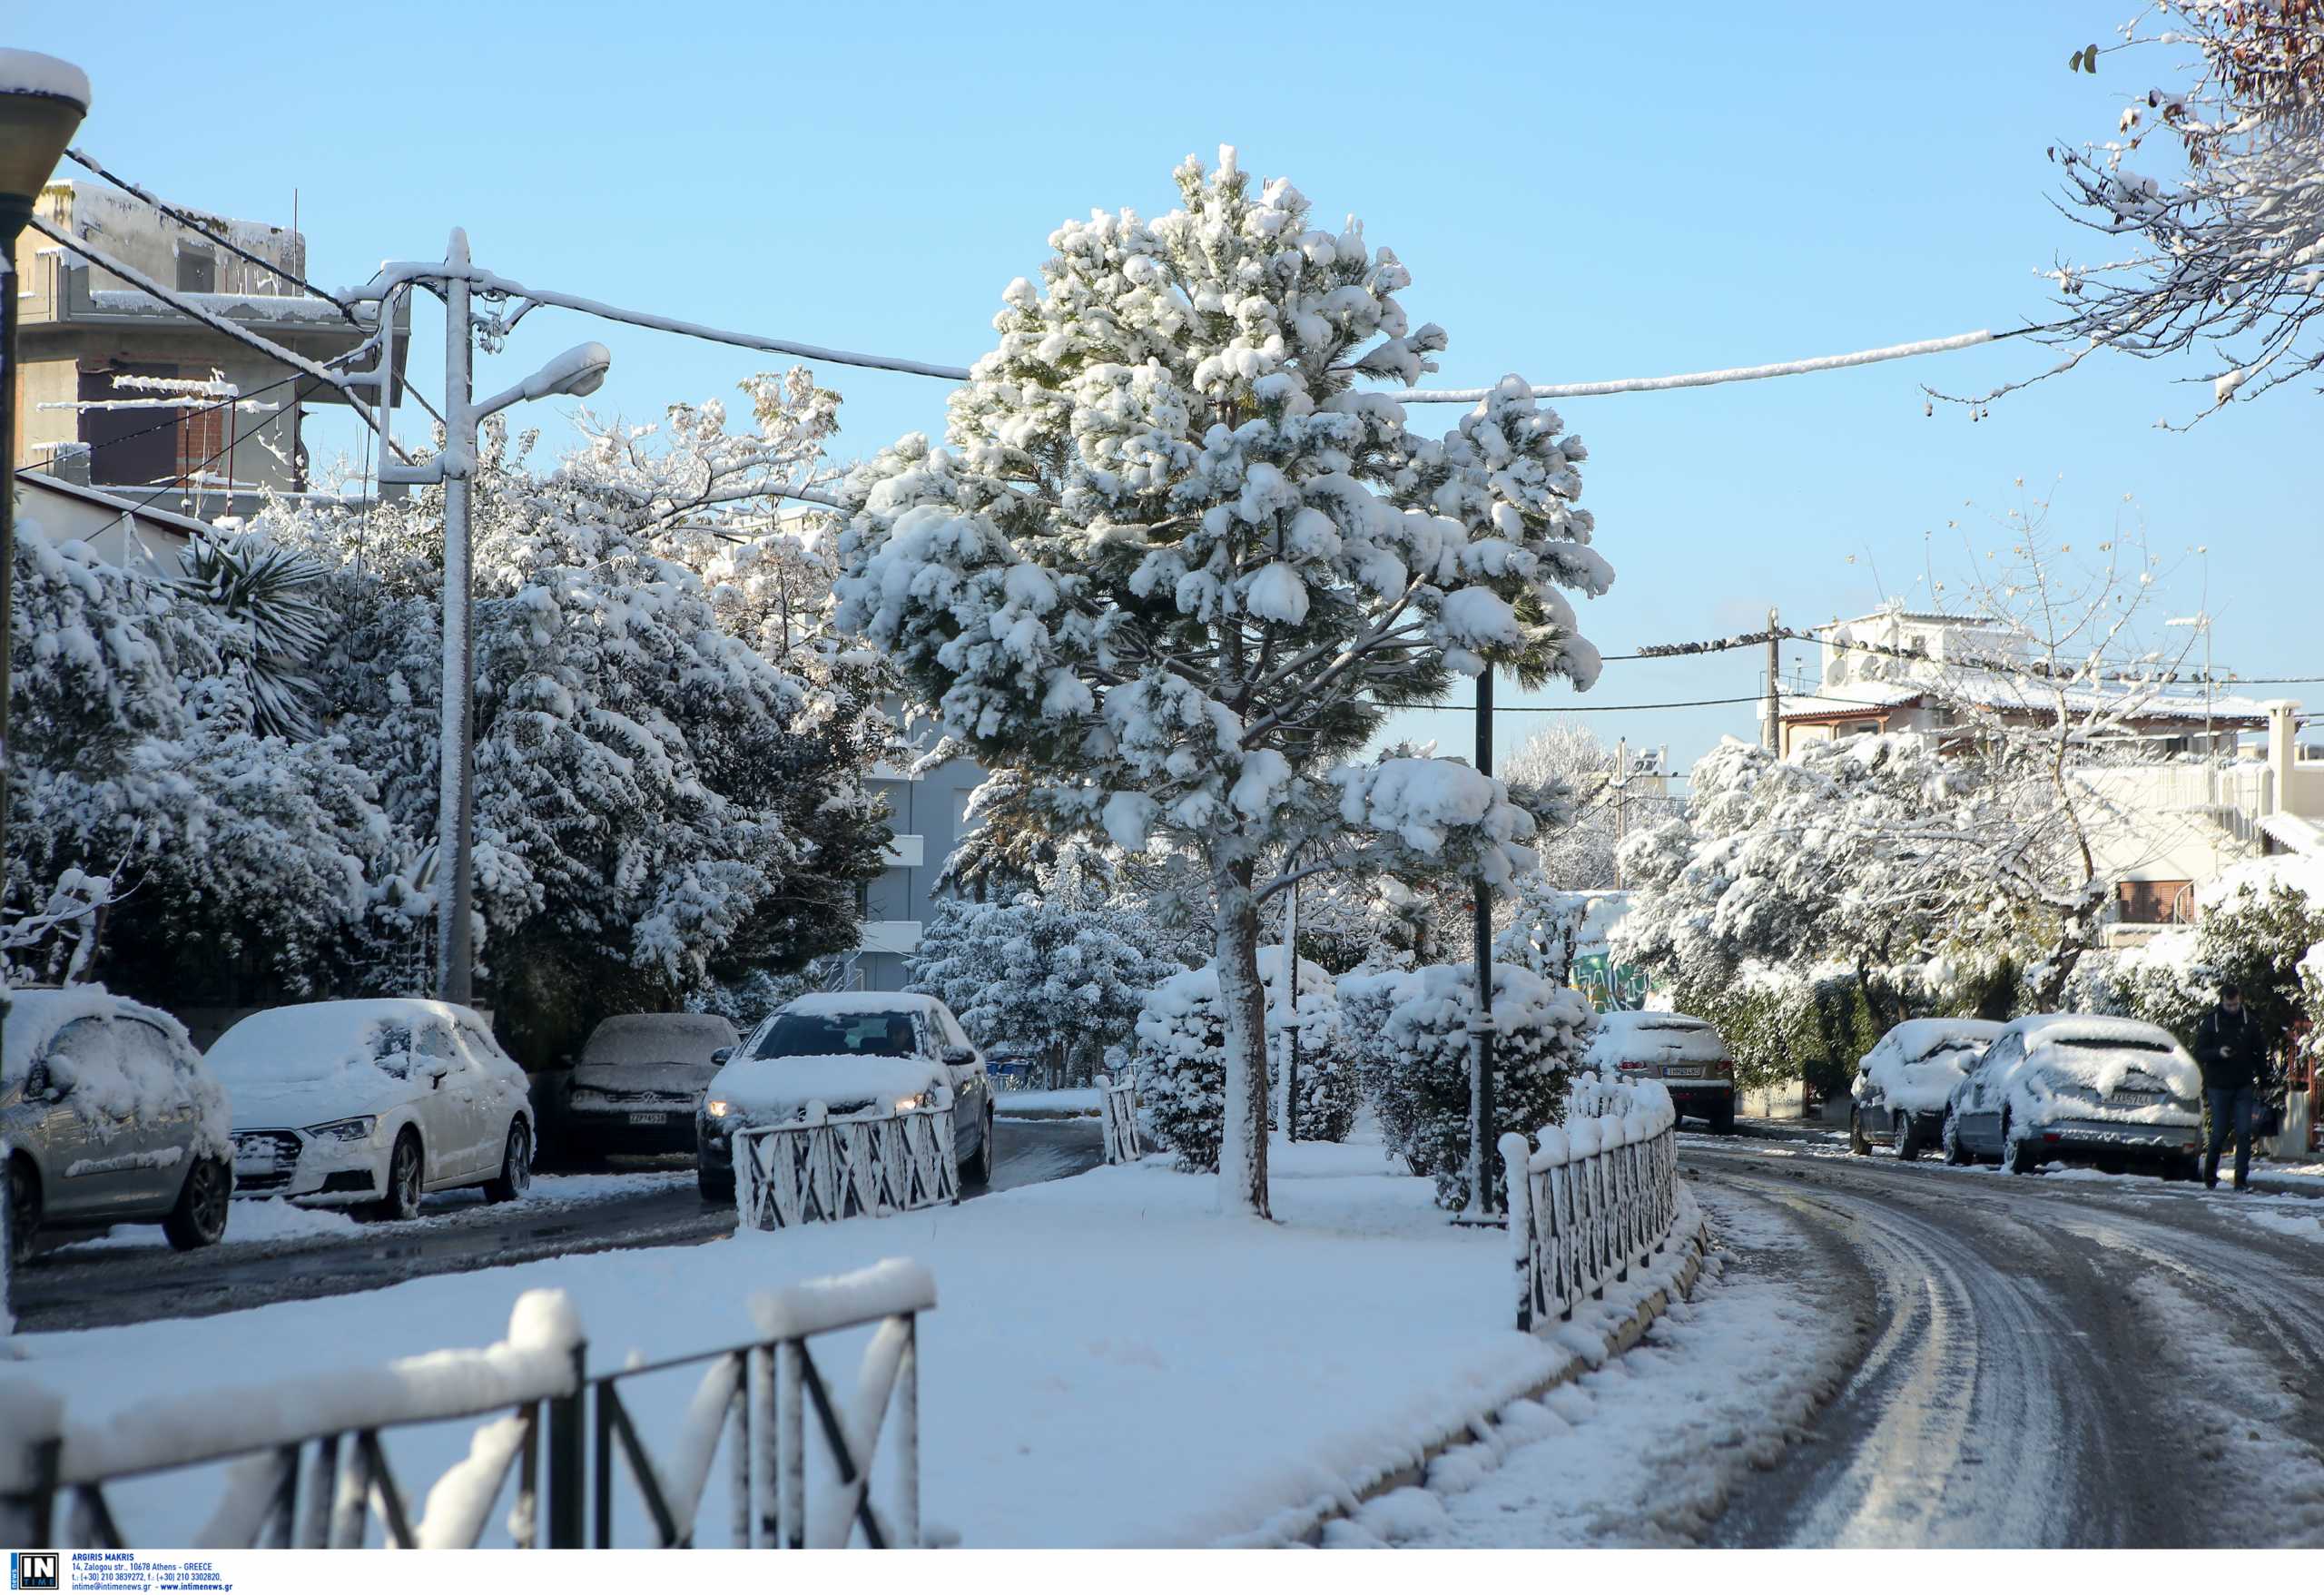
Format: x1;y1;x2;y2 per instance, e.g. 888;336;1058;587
6;1132;1702;1548
1328;1186;1853;1548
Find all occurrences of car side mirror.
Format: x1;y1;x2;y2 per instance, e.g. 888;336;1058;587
942;1046;976;1068
710;1047;734;1066
25;1061;59;1103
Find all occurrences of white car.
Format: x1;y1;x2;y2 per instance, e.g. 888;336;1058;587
1586;1011;1736;1134
205;999;536;1220
1850;1018;2004;1160
695;992;994;1200
4;987;233;1260
1943;1013;2204;1177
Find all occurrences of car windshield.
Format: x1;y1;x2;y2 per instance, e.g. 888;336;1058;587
751;1010;920;1062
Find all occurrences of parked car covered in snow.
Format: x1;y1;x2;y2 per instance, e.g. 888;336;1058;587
3;987;234;1261
1943;1013;2203;1177
1585;1011;1735;1134
695;992;993;1200
1850;1018;2003;1160
205;999;535;1220
556;1012;736;1158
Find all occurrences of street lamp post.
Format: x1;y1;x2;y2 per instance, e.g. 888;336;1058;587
1;50;92;1021
1463;665;1499;1220
374;230;609;1003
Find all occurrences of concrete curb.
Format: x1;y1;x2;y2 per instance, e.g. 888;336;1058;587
1277;1215;1712;1547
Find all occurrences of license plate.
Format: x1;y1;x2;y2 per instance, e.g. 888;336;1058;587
626;1111;668;1126
1664;1067;1702;1078
2108;1091;2162;1105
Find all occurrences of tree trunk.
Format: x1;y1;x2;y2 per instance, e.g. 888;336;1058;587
1213;874;1271;1219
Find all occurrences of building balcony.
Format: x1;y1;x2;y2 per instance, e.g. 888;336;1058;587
857;921;922;956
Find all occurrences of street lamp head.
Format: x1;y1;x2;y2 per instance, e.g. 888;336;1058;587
0;50;90;217
523;341;613;402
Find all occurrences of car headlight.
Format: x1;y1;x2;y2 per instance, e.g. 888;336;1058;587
704;1098;733;1118
895;1090;936;1112
305;1116;377;1143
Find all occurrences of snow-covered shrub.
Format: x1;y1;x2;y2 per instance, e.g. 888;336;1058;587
1492;871;1593;985
1134;965;1232;1171
1133;947;1351;1167
1353;961;1594;1209
1274;964;1359;1143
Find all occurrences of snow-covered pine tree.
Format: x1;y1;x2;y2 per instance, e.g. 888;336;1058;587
835;150;1610;1216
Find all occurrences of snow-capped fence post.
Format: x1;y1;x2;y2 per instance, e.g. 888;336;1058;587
734;1100;960;1230
2;1264;936;1550
1095;1072;1143;1165
1504;1078;1680;1332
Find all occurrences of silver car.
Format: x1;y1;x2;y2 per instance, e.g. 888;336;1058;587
4;989;233;1260
1943;1014;2204;1177
556;1012;737;1159
696;993;994;1201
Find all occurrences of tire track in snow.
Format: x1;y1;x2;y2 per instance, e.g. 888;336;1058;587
1699;1165;2097;1546
1690;1143;2324;1547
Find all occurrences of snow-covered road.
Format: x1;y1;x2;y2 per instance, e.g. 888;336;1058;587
8;1117;1103;1331
1355;1136;2324;1549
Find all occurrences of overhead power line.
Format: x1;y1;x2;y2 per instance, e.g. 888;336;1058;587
1381;330;2013;405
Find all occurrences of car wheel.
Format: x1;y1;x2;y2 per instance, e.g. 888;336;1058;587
485;1120;532;1204
162;1157;231;1251
366;1130;424;1222
1943;1113;1971;1167
698;1157;734;1204
963;1111;995;1187
1849;1111;1872;1157
2004;1112;2041;1176
1896;1114;1924;1162
1711;1101;1737;1137
6;1156;39;1266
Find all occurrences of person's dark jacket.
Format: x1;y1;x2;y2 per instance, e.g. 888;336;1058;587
2192;1004;2270;1094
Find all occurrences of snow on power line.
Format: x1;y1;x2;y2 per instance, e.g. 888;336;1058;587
1384;330;2005;403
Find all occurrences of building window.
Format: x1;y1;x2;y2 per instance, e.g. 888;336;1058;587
176;246;216;293
2116;881;2192;925
81;361;180;489
1847;720;1879;736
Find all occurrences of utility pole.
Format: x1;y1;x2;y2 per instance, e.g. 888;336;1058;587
1283;865;1300;1142
1763;606;1782;753
437;231;477;1006
1612;736;1630;890
365;231;612;1007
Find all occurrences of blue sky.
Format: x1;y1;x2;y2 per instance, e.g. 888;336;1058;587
35;2;2317;773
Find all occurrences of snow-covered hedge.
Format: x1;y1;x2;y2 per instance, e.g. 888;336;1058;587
1342;961;1594;1209
1131;948;1355;1169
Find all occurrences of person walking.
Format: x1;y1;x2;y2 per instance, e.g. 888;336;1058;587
2194;982;2270;1191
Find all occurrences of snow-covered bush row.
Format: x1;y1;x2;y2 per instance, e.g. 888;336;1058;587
14;373;893;1065
1131;948;1357;1170
1340;961;1594;1210
832;148;1612;1217
8;523;387;992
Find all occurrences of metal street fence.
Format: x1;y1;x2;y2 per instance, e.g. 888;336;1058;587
1498;1074;1679;1333
0;1260;934;1551
1095;1072;1142;1165
734;1101;958;1230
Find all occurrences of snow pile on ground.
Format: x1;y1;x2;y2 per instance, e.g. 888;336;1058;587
48;1172;693;1255
5;1133;1699;1547
1327;1187;1851;1548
